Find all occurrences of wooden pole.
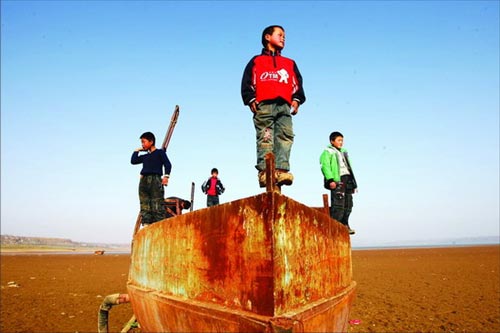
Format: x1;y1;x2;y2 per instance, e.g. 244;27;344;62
161;105;180;150
265;153;280;193
120;315;137;333
190;182;195;212
322;194;330;216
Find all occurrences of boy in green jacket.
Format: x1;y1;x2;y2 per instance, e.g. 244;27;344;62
320;131;357;235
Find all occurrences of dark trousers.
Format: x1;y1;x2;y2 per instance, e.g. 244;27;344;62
207;195;219;207
330;175;354;226
139;175;165;224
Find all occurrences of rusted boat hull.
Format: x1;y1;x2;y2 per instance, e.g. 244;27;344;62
128;191;355;332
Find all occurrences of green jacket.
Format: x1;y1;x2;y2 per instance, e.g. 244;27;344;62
319;145;355;186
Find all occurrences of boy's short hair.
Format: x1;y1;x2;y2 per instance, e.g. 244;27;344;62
211;168;219;174
140;132;156;145
261;25;285;47
329;131;344;142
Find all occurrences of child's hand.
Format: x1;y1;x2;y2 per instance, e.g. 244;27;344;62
290;101;299;115
249;101;258;113
329;182;337;190
135;147;144;152
162;176;169;186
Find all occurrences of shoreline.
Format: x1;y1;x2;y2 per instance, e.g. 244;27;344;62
352;242;499;251
0;247;131;255
1;243;496;255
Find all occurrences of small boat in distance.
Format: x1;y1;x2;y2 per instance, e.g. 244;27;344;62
127;154;356;332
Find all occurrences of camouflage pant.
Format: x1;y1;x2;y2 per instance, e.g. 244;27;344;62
139;175;165;224
253;102;294;171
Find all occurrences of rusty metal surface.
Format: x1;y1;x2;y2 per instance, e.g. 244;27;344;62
271;194;353;315
127;286;271;332
127;281;355;333
128;192;355;332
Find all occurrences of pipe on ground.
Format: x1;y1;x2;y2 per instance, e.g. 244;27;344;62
97;293;130;333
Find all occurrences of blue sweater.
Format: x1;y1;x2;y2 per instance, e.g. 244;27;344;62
131;149;172;176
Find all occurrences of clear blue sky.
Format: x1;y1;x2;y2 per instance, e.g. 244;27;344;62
1;1;499;246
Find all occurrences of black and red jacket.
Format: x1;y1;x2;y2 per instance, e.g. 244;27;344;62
241;49;306;106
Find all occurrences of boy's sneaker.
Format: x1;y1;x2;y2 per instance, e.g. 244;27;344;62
276;170;293;186
258;171;266;188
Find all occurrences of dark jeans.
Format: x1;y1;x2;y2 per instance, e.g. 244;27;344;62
207;195;219;207
330;175;354;226
139;175;165;224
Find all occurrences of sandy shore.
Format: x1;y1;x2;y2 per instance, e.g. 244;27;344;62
1;245;498;332
349;245;499;333
0;253;133;333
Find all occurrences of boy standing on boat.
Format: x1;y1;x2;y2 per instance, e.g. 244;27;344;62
320;131;357;235
131;132;172;226
241;25;306;187
201;168;225;207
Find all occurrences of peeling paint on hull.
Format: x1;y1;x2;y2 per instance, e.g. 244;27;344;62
128;192;355;332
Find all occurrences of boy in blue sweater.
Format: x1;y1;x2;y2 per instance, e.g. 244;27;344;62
131;132;172;225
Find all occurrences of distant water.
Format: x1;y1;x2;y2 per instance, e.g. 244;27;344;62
0;250;131;256
353;239;499;250
352;243;500;251
352;236;499;250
